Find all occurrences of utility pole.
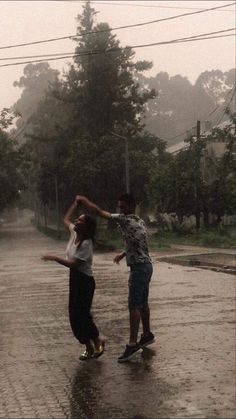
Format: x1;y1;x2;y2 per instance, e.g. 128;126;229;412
124;137;130;193
109;131;130;193
197;120;201;140
195;120;201;230
54;173;60;239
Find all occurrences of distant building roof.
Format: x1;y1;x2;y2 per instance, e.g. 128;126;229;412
167;119;233;155
167;140;188;154
203;119;233;136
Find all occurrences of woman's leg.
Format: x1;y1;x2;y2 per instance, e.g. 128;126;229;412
69;269;99;344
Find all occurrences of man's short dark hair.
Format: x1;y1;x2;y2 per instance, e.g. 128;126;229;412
118;193;136;207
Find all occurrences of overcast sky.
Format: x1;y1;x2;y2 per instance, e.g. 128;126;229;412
0;0;235;111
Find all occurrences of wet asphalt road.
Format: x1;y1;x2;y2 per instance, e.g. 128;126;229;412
0;222;235;418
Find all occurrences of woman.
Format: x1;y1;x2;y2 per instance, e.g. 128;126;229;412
42;198;105;360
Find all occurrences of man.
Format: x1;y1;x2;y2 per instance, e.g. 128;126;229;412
76;193;155;362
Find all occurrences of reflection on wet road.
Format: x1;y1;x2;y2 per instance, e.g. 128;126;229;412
0;224;235;418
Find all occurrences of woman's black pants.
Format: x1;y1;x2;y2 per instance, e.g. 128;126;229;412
69;269;99;344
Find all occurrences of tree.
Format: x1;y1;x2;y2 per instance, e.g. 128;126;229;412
0;108;21;130
139;71;215;144
139;68;235;145
0;129;23;212
12;63;60;144
149;112;236;230
22;0;157;213
205;114;236;224
149;148;198;226
149;133;207;229
195;69;235;105
69;1;154;137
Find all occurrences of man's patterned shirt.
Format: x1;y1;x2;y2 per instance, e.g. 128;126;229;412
111;213;152;266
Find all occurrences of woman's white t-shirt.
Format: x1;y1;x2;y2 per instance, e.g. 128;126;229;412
66;223;93;276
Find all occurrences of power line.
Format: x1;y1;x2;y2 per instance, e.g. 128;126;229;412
166;84;236;142
0;1;235;50
214;85;236;126
0;29;235;68
90;1;235;12
1;28;234;63
10;76;236;143
131;31;235;50
206;104;220;118
204;83;236;119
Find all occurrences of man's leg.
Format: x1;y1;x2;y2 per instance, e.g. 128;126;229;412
139;303;155;348
129;308;141;345
118;307;141;362
140;304;150;336
117;267;144;362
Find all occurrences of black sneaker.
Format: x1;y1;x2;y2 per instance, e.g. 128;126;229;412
138;332;155;348
118;344;141;363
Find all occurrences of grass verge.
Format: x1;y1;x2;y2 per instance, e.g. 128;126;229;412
149;228;236;249
33;220;235;251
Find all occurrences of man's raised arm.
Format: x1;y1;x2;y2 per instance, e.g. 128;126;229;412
76;195;111;219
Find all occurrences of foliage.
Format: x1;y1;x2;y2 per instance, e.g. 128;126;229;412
34;220;235;250
205;114;236;220
8;1;235;229
15;0;158;214
0;129;23;212
148;113;236;228
149;228;235;249
0;108;21;130
13;62;60;118
195;69;235;109
11;63;60;145
140;68;235;144
148;135;206;225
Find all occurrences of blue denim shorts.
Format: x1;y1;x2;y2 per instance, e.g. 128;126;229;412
128;262;153;309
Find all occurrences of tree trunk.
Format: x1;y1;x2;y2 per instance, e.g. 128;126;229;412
195;211;201;230
203;209;209;229
43;205;47;229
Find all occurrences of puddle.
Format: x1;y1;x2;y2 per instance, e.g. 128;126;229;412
157;253;236;275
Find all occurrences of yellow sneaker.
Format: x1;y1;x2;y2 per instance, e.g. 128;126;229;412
93;341;105;358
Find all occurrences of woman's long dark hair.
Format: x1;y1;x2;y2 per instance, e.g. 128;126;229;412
83;214;97;242
74;214;97;243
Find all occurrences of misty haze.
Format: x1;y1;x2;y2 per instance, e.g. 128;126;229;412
0;1;235;418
